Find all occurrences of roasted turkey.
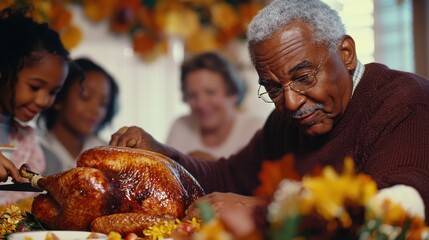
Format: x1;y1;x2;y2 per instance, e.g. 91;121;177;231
20;146;205;236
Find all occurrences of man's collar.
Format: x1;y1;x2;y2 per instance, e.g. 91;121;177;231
352;60;365;95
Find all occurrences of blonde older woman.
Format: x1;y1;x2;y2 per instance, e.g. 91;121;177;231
166;52;264;160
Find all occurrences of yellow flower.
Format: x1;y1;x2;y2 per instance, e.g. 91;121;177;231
0;205;23;238
210;2;239;31
162;7;200;38
301;158;377;222
185;26;219;53
83;0;118;22
192;219;233;240
107;231;121;240
143;220;176;240
186;217;202;230
32;0;52;23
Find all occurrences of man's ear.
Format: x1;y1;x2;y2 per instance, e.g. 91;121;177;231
338;35;357;72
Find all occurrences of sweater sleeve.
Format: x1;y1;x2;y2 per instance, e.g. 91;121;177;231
173;128;266;195
361;104;429;222
172;111;280;195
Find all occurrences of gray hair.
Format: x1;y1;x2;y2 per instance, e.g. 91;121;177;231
247;0;345;53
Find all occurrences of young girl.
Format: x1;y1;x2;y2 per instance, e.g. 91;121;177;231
38;57;119;175
0;6;70;205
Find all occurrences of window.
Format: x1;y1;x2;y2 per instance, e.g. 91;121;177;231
324;0;414;72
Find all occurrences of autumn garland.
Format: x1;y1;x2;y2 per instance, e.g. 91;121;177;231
0;0;267;62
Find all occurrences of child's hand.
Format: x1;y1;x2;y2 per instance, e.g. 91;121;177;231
0;152;23;182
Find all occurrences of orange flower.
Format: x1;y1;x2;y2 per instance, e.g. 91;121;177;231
238;2;265;31
32;0;52;23
408;216;429;240
132;30;167;62
217;23;243;45
121;0;141;9
83;0;118;22
191;0;217;7
0;0;14;11
109;0;142;34
49;2;72;32
254;154;301;197
210;2;239;32
133;30;157;53
185;26;219;54
109;6;134;34
60;24;82;50
135;5;158;31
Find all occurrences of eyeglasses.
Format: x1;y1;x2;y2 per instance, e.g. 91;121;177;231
257;45;332;103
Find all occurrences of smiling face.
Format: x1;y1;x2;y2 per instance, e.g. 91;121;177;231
184;69;238;131
0;51;69;122
56;71;110;136
250;22;357;136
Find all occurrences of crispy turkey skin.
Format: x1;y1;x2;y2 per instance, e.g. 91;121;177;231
29;146;205;236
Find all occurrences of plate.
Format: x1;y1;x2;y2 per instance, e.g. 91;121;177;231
0;146;16;159
0;145;17;152
7;231;108;240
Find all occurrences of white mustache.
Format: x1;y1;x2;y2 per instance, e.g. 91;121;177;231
289;103;324;118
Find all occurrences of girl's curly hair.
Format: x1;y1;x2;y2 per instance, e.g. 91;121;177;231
0;5;69;115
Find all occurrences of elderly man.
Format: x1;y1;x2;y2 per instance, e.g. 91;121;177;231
111;0;429;223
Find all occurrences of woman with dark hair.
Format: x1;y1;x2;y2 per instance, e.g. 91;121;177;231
38;57;119;175
166;52;264;161
0;5;70;205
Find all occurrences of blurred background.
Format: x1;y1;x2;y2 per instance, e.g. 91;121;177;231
5;0;428;143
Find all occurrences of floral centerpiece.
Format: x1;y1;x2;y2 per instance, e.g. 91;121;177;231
0;199;44;238
259;156;429;240
2;156;428;239
141;156;429;239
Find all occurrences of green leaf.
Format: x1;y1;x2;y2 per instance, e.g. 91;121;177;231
22;212;45;231
268;215;302;240
394;219;412;240
196;201;215;223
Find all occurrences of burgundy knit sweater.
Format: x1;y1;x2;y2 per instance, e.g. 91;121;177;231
174;63;429;221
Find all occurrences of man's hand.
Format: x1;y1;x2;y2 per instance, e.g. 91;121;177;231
0;152;23;182
184;192;267;220
109;126;171;157
188;151;216;161
184;192;266;239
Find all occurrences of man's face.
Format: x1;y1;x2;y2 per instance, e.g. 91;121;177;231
250;22;355;136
